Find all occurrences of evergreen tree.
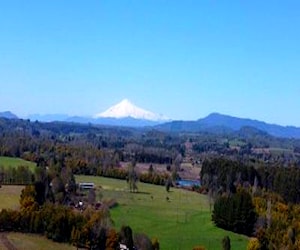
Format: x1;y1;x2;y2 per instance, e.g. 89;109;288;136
212;190;257;235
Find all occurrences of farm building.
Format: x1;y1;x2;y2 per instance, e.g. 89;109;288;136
78;182;95;190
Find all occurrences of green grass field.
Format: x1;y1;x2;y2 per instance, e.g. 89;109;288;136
0;156;36;172
0;173;249;249
76;175;248;250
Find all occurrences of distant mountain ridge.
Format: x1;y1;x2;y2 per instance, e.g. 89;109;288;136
0;111;18;119
2;108;300;138
27;114;69;122
156;113;300;139
25;114;161;127
66;116;161;127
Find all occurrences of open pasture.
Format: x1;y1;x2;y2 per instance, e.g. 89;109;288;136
76;175;248;250
0;174;248;249
0;157;36;172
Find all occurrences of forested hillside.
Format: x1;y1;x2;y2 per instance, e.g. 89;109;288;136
1;118;300;170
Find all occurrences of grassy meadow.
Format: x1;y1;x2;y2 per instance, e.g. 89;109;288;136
76;175;248;250
0;156;36;172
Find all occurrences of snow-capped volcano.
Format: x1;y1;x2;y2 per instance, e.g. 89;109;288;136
94;99;168;121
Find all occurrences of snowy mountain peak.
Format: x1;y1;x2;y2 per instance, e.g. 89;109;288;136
118;98;133;107
94;99;169;121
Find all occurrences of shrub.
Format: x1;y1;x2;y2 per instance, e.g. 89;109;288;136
247;238;260;250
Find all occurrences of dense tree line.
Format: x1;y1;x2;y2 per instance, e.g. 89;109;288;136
0;165;34;185
201;157;300;248
201;158;300;203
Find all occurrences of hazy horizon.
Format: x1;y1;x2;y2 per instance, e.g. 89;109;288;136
1;1;300;126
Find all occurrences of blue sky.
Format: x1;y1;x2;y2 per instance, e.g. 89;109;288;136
1;1;300;125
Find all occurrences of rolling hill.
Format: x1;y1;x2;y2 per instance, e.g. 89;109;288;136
0;111;18;119
156;113;300;139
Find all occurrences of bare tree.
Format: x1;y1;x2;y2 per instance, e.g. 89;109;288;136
127;162;138;193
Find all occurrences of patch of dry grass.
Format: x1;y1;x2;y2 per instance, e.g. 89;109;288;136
0;185;24;210
7;233;76;250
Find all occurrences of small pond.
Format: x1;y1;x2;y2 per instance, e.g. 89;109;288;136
176;179;201;187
